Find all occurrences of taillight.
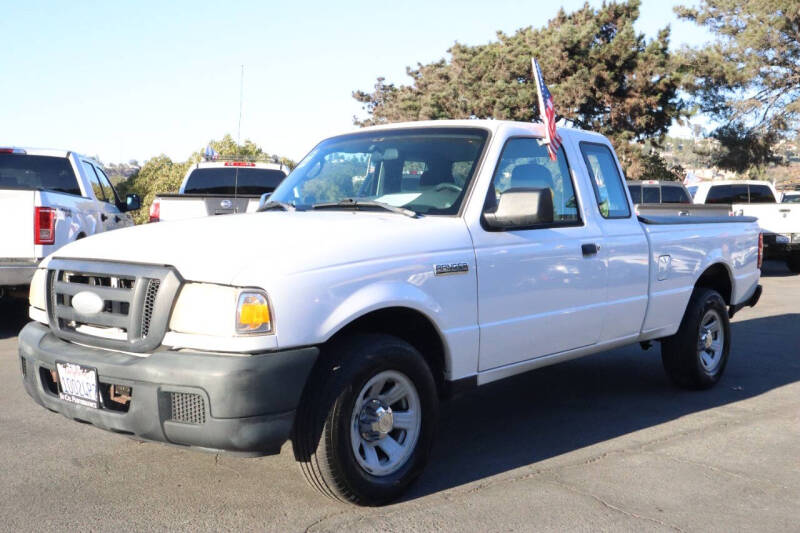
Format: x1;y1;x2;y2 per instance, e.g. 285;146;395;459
149;198;160;222
757;232;763;269
34;207;56;245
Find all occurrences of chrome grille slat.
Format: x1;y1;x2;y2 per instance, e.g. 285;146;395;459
54;305;130;329
53;281;132;301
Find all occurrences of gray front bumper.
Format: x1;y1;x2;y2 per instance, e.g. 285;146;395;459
0;259;39;286
18;322;319;455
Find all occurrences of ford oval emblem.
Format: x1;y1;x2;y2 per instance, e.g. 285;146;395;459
220;199;233;209
72;291;105;316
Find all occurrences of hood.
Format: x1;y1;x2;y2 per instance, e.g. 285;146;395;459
48;211;473;285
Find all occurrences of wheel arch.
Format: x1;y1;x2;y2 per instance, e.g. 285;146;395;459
322;306;449;396
694;262;733;305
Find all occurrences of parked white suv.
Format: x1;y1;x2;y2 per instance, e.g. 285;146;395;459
20;121;761;504
0;147;139;297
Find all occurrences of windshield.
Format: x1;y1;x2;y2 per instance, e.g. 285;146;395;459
269;128;489;215
0;154;81;195
183;167;287;195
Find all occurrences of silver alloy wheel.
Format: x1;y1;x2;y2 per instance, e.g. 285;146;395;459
697;309;724;373
350;370;422;477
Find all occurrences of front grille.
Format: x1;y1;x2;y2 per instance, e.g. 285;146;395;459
169;392;206;424
45;259;182;353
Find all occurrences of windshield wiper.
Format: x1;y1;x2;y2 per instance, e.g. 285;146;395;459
257;200;295;212
311;198;418;218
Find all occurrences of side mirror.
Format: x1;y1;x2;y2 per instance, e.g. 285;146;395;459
258;192;271;211
124;194;141;212
483;188;554;229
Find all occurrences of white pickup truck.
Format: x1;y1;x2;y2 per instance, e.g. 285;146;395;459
0;147;140;298
691;180;800;272
148;160;288;222
19;121;762;505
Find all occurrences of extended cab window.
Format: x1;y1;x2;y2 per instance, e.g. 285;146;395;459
485;138;580;225
580;143;630;218
0;154;81;195
748;184;776;203
706;185;748;204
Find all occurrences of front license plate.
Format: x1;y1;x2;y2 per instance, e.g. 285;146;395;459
56;362;99;409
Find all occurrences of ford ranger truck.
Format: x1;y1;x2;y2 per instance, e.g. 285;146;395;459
19;121;762;505
0;147;140;299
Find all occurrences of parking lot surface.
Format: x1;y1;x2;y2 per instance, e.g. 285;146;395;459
1;261;798;532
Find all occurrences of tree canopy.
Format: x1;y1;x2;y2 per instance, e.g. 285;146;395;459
675;0;800;174
353;0;687;179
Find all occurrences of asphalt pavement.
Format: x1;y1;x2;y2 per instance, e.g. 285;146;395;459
1;261;798;532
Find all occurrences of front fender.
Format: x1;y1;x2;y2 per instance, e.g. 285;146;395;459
318;280;444;342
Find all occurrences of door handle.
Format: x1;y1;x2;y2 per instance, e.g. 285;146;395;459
100;213;108;222
581;243;600;256
114;215;121;223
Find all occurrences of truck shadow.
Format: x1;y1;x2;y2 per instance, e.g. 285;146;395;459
0;298;29;340
406;312;800;500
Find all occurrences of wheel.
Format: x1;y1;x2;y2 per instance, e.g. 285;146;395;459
292;334;438;505
787;254;800;274
661;288;731;390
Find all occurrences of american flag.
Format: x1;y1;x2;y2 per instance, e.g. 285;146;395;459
532;58;562;161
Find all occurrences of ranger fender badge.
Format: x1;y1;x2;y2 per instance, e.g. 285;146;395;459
434;263;469;276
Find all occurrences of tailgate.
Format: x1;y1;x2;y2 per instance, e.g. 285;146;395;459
736;203;800;235
157;194;256;220
0;189;34;259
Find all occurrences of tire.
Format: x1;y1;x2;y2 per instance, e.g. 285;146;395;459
661;288;731;390
292;333;439;505
787;254;800;274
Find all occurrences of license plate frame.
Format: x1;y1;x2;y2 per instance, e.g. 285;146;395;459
55;361;99;409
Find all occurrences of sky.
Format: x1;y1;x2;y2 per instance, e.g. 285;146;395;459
0;1;710;165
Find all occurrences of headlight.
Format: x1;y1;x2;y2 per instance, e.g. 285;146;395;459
29;268;47;310
169;284;273;337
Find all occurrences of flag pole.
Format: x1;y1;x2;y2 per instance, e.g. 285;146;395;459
532;58;547;129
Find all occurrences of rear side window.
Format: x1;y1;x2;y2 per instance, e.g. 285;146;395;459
642;186;660;203
183;168;287;195
580;143;630;218
748;185;776;203
661;185;691;203
706;185;748;204
627;184;642;203
0;154;81;195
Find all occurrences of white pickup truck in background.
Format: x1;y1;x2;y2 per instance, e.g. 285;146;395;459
691;180;800;272
20;120;762;505
148;160;289;222
626;179;730;218
0;147;140;298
